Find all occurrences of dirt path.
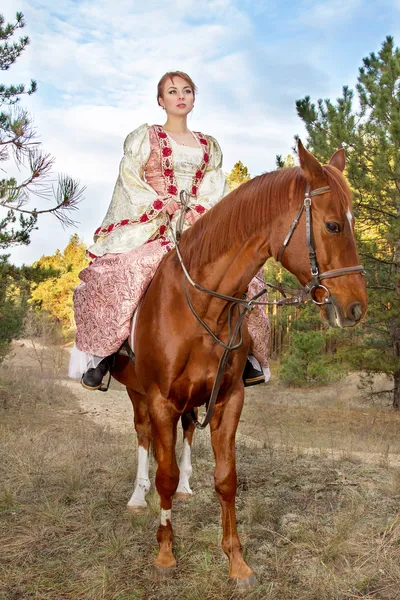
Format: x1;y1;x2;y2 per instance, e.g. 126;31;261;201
7;340;400;467
61;375;400;468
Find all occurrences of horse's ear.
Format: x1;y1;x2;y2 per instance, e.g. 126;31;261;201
298;139;324;184
329;148;345;172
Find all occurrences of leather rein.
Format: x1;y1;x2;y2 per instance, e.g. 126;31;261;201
171;185;364;429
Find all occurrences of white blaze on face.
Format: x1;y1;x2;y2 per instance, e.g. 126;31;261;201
161;508;172;526
346;208;353;227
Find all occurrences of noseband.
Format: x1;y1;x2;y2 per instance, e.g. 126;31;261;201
277;183;365;304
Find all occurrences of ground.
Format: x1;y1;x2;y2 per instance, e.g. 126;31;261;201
1;340;399;599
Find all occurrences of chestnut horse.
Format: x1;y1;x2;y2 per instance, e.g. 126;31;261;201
112;142;367;588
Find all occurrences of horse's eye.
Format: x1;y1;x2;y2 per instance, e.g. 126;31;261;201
325;222;342;234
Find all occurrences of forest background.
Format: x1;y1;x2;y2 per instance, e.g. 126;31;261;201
1;13;399;407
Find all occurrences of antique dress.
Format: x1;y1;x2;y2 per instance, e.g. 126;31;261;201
69;123;269;378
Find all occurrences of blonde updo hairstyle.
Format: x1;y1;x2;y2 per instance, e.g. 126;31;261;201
157;71;197;106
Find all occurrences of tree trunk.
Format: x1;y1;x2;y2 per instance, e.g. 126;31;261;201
394;369;400;410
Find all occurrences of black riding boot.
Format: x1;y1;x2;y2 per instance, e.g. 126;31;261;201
81;358;110;391
243;356;265;387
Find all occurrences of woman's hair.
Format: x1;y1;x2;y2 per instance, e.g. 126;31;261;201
157;71;197;106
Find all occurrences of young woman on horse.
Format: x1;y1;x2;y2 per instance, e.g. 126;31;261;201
68;71;270;389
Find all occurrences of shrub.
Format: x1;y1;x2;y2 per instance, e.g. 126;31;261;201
279;331;343;387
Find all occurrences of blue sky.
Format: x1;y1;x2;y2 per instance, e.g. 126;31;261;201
3;0;399;264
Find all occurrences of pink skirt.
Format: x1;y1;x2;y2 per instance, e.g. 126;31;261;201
74;239;169;356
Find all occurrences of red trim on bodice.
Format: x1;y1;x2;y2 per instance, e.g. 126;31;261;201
91;126;210;254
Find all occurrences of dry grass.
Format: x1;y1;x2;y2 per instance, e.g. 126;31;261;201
1;364;400;600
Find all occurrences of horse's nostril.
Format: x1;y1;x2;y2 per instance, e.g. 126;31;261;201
349;303;362;321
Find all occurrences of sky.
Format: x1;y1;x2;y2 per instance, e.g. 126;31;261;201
3;0;400;265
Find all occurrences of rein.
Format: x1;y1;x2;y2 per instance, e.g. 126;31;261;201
171;185;364;429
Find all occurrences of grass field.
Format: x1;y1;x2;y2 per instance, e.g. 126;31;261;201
1;345;400;599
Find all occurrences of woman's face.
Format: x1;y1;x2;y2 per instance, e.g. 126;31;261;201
159;76;195;117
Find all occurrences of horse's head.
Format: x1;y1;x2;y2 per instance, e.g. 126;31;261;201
275;141;367;328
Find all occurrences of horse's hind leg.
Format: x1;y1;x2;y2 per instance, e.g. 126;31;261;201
148;391;180;575
175;410;196;499
126;388;152;511
210;386;256;589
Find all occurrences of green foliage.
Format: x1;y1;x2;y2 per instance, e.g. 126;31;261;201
276;153;297;168
279;331;342;387
226;160;251;191
295;36;400;407
0;253;57;361
29;234;88;333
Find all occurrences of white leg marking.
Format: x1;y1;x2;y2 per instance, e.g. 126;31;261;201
346;208;353;227
176;439;193;495
160;508;172;526
127;446;150;509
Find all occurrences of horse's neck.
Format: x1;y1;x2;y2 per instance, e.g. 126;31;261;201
191;233;271;299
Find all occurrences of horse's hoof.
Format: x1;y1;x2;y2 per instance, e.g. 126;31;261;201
233;573;257;592
152;564;176;581
174;492;192;501
127;504;148;513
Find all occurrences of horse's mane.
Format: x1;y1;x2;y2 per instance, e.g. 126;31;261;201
178;164;352;270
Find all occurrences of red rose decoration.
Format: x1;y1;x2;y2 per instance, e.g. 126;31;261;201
200;138;207;145
162;147;172;157
107;224;114;232
164;168;173;177
195;204;205;214
140;214;149;223
192;185;198;195
158;132;167;139
159;225;166;235
120;219;129;226
153;199;163;210
168;185;177;195
195;170;203;179
204;153;209;163
94;227;101;235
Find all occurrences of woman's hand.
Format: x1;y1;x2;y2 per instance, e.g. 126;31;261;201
185;209;199;225
162;201;180;216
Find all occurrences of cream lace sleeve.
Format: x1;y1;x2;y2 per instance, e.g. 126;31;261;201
86;124;169;257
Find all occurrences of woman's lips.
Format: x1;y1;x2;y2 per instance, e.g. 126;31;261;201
177;103;186;108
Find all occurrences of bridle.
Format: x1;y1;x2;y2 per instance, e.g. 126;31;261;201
277;183;365;305
171;185;365;429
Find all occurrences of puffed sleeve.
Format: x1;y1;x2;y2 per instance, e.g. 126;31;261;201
195;135;230;213
86;124;171;257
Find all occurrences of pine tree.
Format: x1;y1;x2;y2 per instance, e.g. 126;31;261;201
0;11;84;249
226;161;251;191
0;11;85;360
296;36;400;408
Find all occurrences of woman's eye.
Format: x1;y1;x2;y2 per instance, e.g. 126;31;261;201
169;90;176;94
185;89;192;94
325;222;342;233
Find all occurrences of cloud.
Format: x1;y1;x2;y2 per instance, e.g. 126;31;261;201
298;0;362;27
5;0;393;266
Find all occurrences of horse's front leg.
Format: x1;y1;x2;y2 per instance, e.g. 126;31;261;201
148;390;180;576
126;388;152;511
175;409;197;499
210;385;256;590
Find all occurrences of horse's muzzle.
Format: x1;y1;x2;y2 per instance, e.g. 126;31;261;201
323;296;365;328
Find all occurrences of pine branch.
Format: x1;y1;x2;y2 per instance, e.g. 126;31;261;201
1;175;85;228
359;253;395;265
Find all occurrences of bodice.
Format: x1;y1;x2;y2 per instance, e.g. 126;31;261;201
144;136;203;196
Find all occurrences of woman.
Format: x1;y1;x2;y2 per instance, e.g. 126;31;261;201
69;71;269;389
